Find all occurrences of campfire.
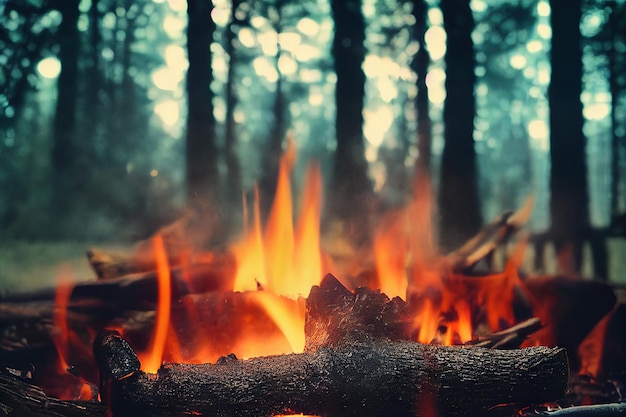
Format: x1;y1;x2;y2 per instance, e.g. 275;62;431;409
0;145;624;417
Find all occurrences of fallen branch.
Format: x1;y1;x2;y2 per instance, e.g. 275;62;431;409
95;331;569;417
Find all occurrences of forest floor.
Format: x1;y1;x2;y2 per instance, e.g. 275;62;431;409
0;239;625;295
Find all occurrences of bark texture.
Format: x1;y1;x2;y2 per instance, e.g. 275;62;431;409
96;332;569;417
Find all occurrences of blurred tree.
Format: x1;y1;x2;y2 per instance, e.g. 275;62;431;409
438;0;482;251
607;1;626;224
50;0;81;217
411;0;431;177
328;0;372;238
549;0;589;273
0;1;58;230
0;1;56;119
473;1;536;217
224;0;247;206
598;0;626;224
259;0;290;215
185;0;219;208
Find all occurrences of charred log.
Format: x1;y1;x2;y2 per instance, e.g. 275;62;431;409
95;331;569;417
0;371;105;417
305;274;410;350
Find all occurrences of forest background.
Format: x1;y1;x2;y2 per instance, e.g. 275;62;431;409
0;0;625;290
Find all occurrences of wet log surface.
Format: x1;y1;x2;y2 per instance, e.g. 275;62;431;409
95;332;569;417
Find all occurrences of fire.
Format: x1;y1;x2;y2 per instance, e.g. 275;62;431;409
374;175;525;345
235;139;322;298
124;140;528;374
51;266;94;400
133;141;322;367
138;234;171;373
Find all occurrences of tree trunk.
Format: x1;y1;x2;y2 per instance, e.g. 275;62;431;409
438;0;482;252
224;0;243;207
260;1;288;217
548;0;588;274
329;0;372;236
412;0;431;177
185;0;219;207
607;1;622;223
51;0;81;217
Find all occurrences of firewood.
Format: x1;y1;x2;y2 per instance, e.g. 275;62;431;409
95;331;569;417
523;276;616;369
0;261;235;318
0;371;105;417
521;402;626;417
87;212;225;280
446;197;533;274
466;317;543;349
305;274;410;351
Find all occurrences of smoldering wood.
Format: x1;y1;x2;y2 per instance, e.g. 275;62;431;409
95;332;569;417
523;276;617;369
305;274;411;351
0;371;105;417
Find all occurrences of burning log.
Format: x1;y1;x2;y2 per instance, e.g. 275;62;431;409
95;331;568;417
0;371;105;417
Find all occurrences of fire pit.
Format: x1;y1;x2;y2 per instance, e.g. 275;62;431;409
0;148;624;417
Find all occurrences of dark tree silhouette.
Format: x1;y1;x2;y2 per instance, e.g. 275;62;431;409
438;0;482;251
185;0;219;207
51;0;81;215
605;0;626;224
328;0;372;235
411;0;431;177
548;0;589;273
224;0;246;206
259;0;289;216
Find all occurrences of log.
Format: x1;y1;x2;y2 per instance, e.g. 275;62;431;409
0;371;105;417
0;261;235;319
95;331;569;417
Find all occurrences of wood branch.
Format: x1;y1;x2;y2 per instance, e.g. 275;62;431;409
466;317;543;349
87;212;224;280
95;331;569;417
522;403;626;417
446;196;533;274
0;371;105;417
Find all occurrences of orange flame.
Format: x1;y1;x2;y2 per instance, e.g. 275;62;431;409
52;266;74;371
139;234;171;373
373;174;527;345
